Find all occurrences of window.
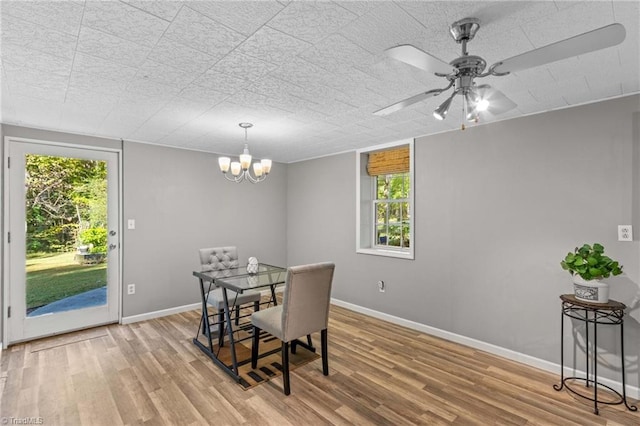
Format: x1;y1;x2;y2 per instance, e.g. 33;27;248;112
356;139;414;259
374;173;410;249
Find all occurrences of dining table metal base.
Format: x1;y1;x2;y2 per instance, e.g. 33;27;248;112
192;264;294;382
193;335;316;383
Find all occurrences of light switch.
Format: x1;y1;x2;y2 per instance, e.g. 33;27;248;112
128;219;136;230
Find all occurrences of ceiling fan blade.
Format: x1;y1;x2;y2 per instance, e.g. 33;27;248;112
386;44;456;75
476;85;517;115
374;89;444;116
491;23;625;74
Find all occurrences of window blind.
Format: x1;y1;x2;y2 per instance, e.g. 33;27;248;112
366;146;410;176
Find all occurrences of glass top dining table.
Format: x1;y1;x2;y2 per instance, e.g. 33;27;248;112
193;263;287;293
192;263;288;381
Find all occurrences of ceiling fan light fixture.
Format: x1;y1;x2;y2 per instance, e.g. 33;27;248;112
465;106;478;122
464;90;477;107
433;92;456;120
476;98;489;111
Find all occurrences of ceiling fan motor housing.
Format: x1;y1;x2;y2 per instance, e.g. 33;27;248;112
455;75;475;94
450;55;486;76
450;55;487;94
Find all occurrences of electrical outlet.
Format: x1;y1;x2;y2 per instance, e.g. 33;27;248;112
127;284;135;295
377;280;385;293
618;225;633;241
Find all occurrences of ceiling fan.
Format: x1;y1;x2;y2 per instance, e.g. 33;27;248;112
374;17;626;126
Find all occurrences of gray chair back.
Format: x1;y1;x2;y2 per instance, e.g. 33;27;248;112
281;262;335;342
199;246;239;271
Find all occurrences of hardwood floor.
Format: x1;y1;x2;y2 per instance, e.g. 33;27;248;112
1;305;638;425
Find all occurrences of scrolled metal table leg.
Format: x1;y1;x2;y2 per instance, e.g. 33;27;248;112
593;312;598;415
620;321;638;412
554;306;565;392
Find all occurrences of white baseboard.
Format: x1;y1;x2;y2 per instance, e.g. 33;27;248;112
120;288;277;325
121;302;201;324
331;298;640;400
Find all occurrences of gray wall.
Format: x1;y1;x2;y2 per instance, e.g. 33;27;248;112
122;141;287;317
286;95;640;387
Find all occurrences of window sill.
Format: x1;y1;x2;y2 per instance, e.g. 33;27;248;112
356;248;414;260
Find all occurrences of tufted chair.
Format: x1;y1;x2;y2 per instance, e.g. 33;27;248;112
199;246;261;347
251;262;335;395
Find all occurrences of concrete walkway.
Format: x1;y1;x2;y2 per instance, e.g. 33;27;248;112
28;286;107;317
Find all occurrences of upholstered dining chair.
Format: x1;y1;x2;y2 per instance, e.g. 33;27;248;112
199;246;262;347
250;262;335;395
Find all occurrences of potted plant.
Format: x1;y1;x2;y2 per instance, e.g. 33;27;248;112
560;243;623;303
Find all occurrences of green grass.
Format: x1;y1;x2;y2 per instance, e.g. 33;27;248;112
26;252;107;309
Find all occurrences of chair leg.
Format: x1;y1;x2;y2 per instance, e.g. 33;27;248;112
251;326;260;369
282;341;290;395
307;334;313;347
218;309;224;347
321;329;329;376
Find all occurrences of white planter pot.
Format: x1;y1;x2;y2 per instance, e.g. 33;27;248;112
572;275;609;304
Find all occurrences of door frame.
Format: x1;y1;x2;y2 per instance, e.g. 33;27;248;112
2;136;123;347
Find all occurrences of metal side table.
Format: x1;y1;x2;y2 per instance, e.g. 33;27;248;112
554;294;638;414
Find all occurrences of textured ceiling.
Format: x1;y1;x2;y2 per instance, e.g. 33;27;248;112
1;1;638;163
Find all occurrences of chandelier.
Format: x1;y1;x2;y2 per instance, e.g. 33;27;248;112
218;123;272;183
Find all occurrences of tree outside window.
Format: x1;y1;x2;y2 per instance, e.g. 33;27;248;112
375;173;410;248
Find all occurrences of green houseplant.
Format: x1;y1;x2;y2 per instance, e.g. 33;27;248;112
560;243;623;303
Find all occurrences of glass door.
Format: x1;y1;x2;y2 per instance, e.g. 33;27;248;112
5;139;120;343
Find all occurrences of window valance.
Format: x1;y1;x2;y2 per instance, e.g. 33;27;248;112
366;146;410;176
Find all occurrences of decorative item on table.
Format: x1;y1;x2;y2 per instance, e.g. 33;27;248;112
560;243;623;304
247;257;259;274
